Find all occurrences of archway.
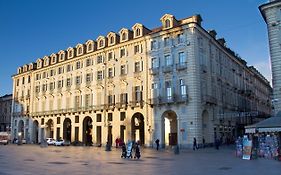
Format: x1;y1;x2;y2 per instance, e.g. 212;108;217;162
83;116;93;146
131;113;145;145
202;110;211;143
45;119;54;138
33;120;39;144
63;118;72;142
162;110;178;147
18;120;24;140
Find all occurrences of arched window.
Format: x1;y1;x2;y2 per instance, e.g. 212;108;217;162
78;47;82;54
99;40;104;47
110;36;114;44
87;43;93;52
165;19;171;28
122;32;127;41
136;28;141;36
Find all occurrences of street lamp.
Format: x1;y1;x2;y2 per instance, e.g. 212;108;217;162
18;132;22;145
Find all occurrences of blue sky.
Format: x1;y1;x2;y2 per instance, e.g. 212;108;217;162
0;0;271;96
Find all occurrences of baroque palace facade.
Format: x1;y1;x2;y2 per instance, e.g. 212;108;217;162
11;14;272;148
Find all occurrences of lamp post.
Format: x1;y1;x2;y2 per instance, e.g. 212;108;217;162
148;126;154;148
18;132;22;145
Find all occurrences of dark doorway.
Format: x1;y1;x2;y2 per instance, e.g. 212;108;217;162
63;118;72;142
96;126;102;145
120;125;125;144
107;125;112;146
83;116;93;146
33;120;39;144
131;113;145;145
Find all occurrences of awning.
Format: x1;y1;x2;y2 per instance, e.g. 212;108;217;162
258;127;281;132
245;128;256;133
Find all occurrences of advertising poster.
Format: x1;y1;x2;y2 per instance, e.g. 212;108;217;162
242;139;252;160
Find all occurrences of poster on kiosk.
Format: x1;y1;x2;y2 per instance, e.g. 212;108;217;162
242;136;252;160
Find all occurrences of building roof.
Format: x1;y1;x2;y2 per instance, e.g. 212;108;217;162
245;116;281;133
259;0;281;22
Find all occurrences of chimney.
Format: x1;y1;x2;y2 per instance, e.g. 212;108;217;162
208;30;217;39
217;38;226;46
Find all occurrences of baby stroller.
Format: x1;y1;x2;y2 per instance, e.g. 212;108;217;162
126;142;133;158
121;144;127;158
134;144;141;159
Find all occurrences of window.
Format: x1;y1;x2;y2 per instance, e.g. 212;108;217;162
108;68;113;78
110;36;114;44
67;64;72;72
135;62;141;72
152;83;158;89
75;116;79;123
97;114;102;122
165;55;172;66
122;32;127;41
74;95;80;108
50;69;55;77
60;53;65;61
41;118;44;125
151;40;157;50
78;47;83;55
99;40;104;48
86;58;92;66
42;84;47;92
22;77;25;84
16;79;19;86
49;82;55;91
76;76;81;85
165;19;171;28
151;58;159;68
42;72;47;79
134;45;140;54
108;113;113;121
179;52;186;64
66;78;71;87
35;85;40;93
87;43;93;52
58;67;63;74
97;55;103;64
120;112;126;121
108;95;114;105
177;33;184;44
120;65;126;75
135;86;142;102
136;28;141;36
57;117;60;124
180;79;187;97
165;81;172;100
28;76;31;83
36;74;40;81
76;61;81;69
69;50;73;58
120;93;128;103
108;52;113;61
164;37;170;47
120;48;126;57
86;73;91;83
97;71;103;80
85;94;91;107
58;80;63;89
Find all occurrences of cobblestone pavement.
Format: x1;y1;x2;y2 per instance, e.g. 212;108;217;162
0;144;280;175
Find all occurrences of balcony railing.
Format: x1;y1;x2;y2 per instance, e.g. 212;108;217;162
129;100;144;108
149;68;159;75
176;62;187;71
116;102;128;109
162;65;173;73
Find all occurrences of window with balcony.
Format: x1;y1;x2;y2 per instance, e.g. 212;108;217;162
165;55;172;66
74;95;80;109
58;80;63;89
179;52;186;64
108;113;113;121
42;84;47;92
152;58;159;68
85;94;91;107
180;79;187;97
120;65;126;75
108;95;114;105
135;86;142;102
97;114;102;122
165;81;172;100
134;45;141;54
120;93;128;104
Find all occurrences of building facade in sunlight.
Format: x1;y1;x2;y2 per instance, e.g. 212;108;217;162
0;94;12;132
11;14;272;148
259;0;281;116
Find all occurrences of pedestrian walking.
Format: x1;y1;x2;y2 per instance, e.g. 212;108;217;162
202;138;205;148
155;139;160;150
193;137;198;150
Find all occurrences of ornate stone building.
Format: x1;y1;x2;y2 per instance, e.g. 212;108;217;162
0;94;12;132
11;14;272;148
